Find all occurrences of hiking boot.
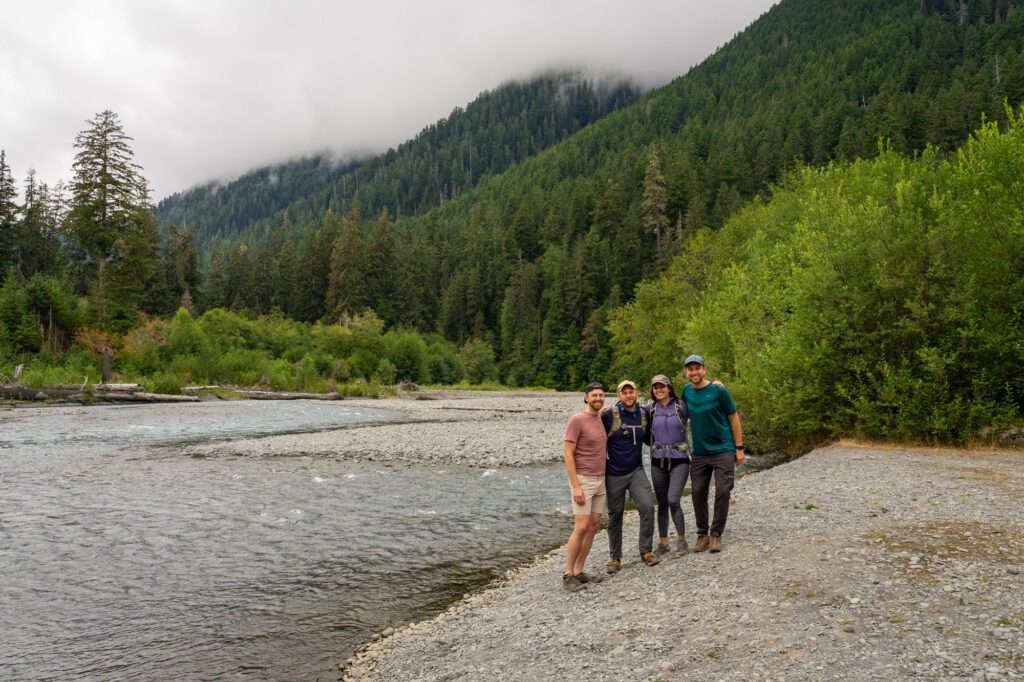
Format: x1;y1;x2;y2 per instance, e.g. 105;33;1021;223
606;559;621;574
709;534;723;553
641;551;661;566
562;574;587;592
693;534;710;553
654;542;671;556
676;537;689;556
576;572;604;584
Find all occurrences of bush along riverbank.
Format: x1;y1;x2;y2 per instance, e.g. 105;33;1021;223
0;308;501;399
342;444;1024;681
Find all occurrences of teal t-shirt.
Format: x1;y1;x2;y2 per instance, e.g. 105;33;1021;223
682;383;737;456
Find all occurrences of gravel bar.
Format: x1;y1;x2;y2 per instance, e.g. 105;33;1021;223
183;391;579;466
342;444;1024;681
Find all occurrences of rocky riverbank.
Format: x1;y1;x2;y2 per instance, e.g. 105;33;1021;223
183;390;579;466
342;444;1024;681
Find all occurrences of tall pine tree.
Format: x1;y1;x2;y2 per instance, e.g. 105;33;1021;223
0;151;18;275
67;110;160;330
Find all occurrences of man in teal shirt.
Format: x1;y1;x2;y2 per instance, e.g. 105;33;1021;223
682;354;745;553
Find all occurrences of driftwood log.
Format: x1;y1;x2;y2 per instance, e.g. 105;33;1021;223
0;384;199;403
48;383;144;393
182;386;341;400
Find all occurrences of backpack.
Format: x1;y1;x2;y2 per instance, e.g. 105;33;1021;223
647;398;688;431
606;401;648;437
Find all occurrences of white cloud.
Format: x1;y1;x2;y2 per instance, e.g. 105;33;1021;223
0;0;777;199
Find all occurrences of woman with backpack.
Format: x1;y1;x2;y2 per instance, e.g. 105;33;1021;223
648;374;692;558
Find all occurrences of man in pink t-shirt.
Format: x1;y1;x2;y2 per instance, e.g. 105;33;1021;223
561;382;609;592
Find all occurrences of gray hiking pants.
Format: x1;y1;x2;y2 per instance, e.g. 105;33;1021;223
605;468;655;560
651;458;689;538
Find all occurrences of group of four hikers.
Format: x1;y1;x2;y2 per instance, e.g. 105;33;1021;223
561;354;745;591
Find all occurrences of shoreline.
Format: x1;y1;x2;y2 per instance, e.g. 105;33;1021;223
342;443;1024;681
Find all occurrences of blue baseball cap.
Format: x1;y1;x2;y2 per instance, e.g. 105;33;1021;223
684;354;705;367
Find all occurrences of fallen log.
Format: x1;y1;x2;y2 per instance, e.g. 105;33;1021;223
0;384;198;403
97;392;199;403
182;385;341;400
49;383;144;393
235;390;341;400
1;385;87;400
181;385;224;394
96;383;144;393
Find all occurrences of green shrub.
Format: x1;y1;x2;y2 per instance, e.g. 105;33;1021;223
143;371;184;395
459;338;497;384
167;308;210;357
386;330;428;383
426;341;465;384
372;358;397;385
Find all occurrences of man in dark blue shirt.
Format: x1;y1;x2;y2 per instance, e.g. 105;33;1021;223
601;379;660;573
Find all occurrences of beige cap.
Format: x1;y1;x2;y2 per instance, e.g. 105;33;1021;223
616;379;638;392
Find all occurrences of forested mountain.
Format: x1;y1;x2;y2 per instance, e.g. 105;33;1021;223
221;0;1018;389
155;72;641;251
155;155;363;249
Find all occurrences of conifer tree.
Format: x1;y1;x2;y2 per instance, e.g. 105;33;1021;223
202;237;228;310
364;209;399;324
294;210;339;322
0;151;18;274
225;243;252;311
326;202;367;320
67;110;160;329
641;146;670;267
271;234;299;316
163;226;201;314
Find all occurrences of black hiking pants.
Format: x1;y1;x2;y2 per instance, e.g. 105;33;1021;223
689;453;735;537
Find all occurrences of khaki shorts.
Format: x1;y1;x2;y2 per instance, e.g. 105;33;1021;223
572;474;607;516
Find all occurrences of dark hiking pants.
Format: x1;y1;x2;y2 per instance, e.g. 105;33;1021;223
650;458;689;539
689;453;735;537
605;467;655;560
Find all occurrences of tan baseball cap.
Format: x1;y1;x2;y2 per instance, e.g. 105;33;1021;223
616;379;638;392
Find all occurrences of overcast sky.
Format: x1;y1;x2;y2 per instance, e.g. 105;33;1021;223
1;1;778;200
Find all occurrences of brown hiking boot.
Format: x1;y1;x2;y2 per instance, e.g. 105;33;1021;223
562;574;587;592
641;551;661;566
606;559;621;574
709;534;723;553
576;572;604;584
693;534;710;553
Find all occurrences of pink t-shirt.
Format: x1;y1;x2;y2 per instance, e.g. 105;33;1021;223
564;411;607;476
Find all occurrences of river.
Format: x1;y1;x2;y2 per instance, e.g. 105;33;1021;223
0;401;572;680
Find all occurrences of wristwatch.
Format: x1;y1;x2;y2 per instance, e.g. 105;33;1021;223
736;445;745;450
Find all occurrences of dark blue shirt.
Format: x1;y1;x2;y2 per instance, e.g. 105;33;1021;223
600;402;650;476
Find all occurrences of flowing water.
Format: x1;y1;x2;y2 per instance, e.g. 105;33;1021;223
0;401;572;680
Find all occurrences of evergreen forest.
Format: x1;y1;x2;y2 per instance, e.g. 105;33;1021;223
1;0;1022;449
